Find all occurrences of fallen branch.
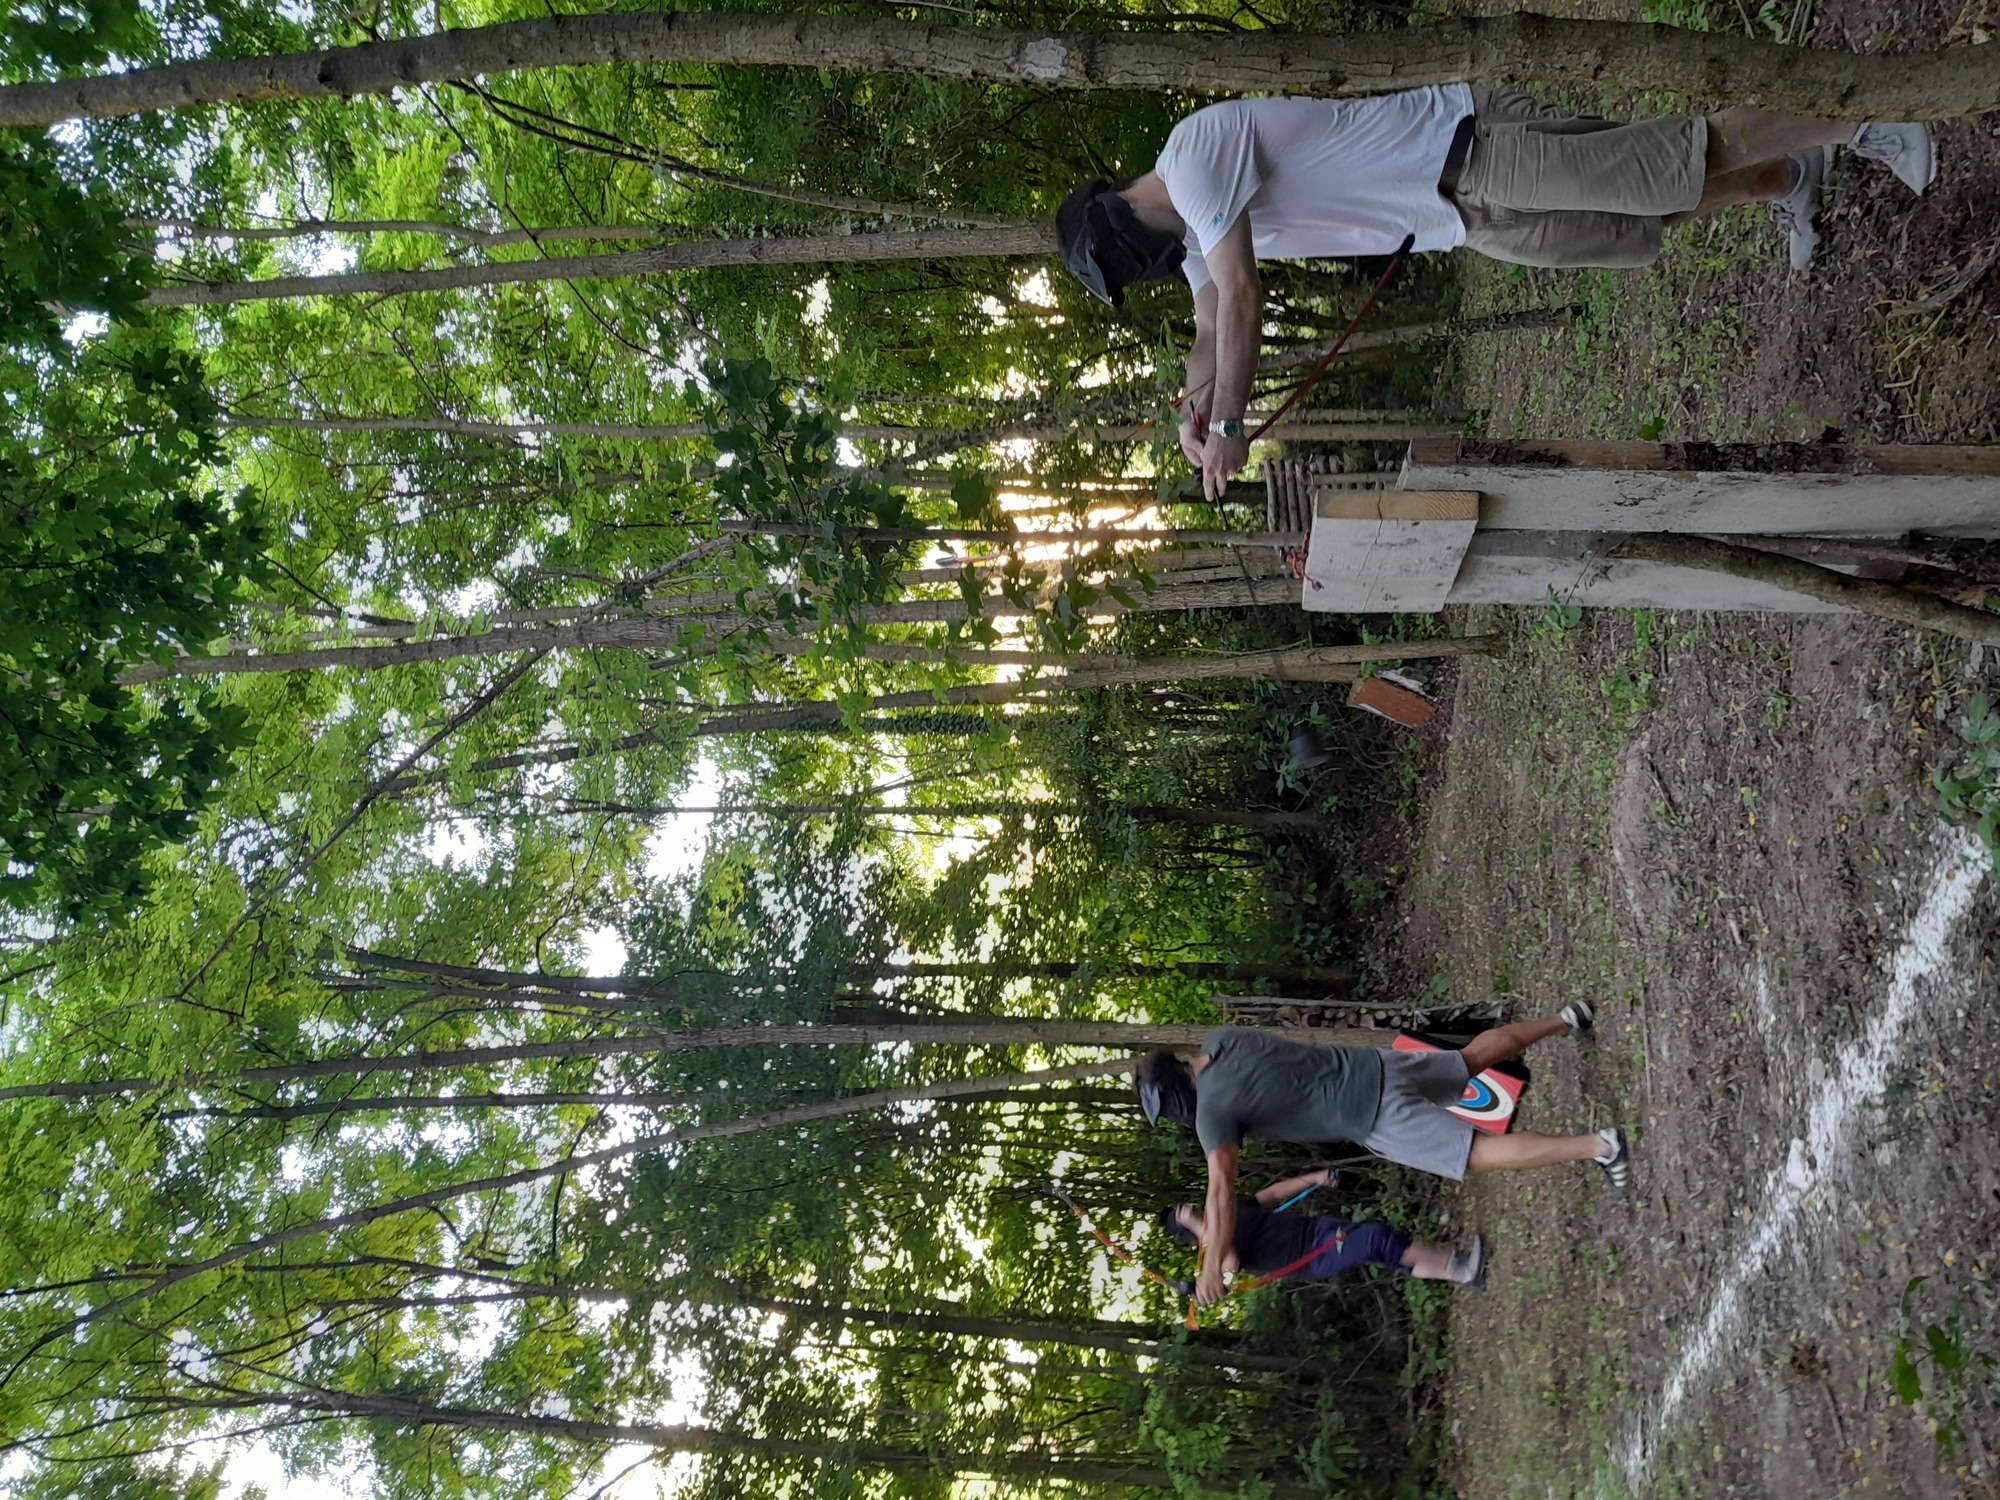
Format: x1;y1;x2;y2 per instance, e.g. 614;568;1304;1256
1611;533;2000;645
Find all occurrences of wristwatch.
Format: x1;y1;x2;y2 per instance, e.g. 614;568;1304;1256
1215;419;1244;438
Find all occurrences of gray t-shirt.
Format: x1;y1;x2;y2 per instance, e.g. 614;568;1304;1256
1193;1028;1385;1154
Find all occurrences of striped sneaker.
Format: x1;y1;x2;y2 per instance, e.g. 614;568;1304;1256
1559;1000;1595;1038
1594;1127;1632;1198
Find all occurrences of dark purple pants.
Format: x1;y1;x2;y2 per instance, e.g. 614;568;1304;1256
1301;1216;1412;1278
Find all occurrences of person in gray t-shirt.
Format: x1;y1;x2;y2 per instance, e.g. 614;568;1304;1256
1136;1010;1630;1304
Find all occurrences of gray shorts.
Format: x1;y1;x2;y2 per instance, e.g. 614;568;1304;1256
1361;1049;1476;1180
1451;87;1708;269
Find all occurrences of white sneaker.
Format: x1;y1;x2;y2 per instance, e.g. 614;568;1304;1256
1767;145;1834;271
1849;122;1937;195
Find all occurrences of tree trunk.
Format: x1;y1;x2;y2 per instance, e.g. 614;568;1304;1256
876;960;1356;988
328;1279;1296;1369
3;13;1989;126
1257;307;1569;372
137;216;683;246
194;1387;1255;1495
563;798;1332;829
0;1019;1380;1103
134;607;1486;683
218;409;1437;446
145;224;1053;306
167;1056;1131;1122
1611;533;2000;645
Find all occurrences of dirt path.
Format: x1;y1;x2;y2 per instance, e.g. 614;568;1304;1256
1390;608;2000;1498
1387;20;2000;1486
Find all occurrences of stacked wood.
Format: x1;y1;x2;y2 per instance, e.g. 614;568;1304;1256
1262;455;1390;533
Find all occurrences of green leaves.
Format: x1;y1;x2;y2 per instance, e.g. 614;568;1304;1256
698;356;917;653
1933;692;2000;875
0;141;268;922
0;135;154;349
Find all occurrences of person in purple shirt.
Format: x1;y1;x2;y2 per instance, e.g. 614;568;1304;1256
1161;1167;1488;1291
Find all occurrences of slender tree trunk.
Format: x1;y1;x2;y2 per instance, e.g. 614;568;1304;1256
136;216;682;246
133;604;1487;682
1612;533;2000;645
144;224;1053;306
875;960;1356;988
343;945;1354;996
321;1279;1295;1369
1256;307;1570;372
563;798;1331;828
167;1056;1131;1122
719;519;1316;546
0;1019;1378;1103
218;409;1437;446
185;1387;1258;1495
3;12;1987;126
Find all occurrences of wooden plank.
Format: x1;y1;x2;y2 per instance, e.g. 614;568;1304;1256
1400;454;2000;537
1316;489;1479;522
1406;439;2000;477
1300;492;1477;612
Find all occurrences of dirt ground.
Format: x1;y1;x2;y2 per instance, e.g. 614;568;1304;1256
1380;27;2000;1494
1388;606;1998;1499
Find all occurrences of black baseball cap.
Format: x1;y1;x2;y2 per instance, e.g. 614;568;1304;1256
1055;180;1187;309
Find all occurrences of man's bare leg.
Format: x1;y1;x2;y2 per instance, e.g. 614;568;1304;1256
1459;1017;1566;1075
1704;109;1854;176
1403;1236;1488;1286
1665;160;1793;224
1466;1129;1605;1171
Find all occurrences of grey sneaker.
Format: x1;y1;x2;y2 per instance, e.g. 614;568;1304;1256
1462;1233;1488;1292
1849;122;1936;195
1768;145;1834;271
1559;1000;1595;1038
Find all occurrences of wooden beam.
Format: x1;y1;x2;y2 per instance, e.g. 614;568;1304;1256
1407;440;2000;477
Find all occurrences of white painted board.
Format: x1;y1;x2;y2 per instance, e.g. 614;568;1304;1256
1300;490;1478;613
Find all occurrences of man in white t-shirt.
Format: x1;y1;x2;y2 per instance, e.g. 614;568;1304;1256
1054;87;1935;500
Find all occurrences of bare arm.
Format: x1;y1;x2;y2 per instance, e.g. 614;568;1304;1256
1196;214;1260;503
1178;281;1218;466
1253;1166;1337;1209
1196;1144;1240;1305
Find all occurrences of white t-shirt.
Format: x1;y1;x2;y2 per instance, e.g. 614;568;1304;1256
1156;87;1474;292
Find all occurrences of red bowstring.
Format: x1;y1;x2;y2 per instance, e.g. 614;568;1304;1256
1247;235;1414;442
1169;235;1416;445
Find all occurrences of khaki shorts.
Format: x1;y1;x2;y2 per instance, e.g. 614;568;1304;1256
1450;88;1708;269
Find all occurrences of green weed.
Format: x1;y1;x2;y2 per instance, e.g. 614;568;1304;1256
1886;1275;1998;1456
1535;586;1585;637
1933;692;2000;873
1601;669;1654;731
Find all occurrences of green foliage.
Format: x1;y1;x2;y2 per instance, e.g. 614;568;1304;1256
0;0;149;79
0;137;153;344
1933;692;2000;873
699;356;916;650
0;142;267;922
1533;586;1585;637
1886;1275;1998;1456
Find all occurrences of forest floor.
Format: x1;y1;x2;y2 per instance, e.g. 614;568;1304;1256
1375;17;2000;1493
